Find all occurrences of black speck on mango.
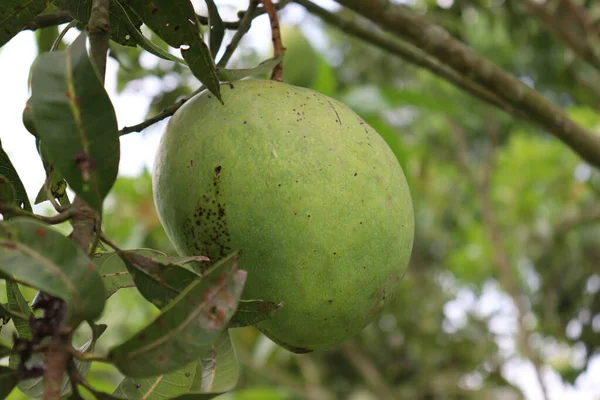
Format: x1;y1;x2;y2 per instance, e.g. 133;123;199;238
152;79;414;352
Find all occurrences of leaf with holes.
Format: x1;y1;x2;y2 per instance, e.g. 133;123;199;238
109;253;246;378
123;0;221;100
113;363;196;399
0;0;51;48
228;299;283;328
174;330;238;399
29;32;119;214
0;218;106;323
0;140;32;213
217;53;285;82
6;281;33;340
53;0;141;47
204;0;224;57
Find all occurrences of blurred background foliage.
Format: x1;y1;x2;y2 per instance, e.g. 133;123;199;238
7;0;600;398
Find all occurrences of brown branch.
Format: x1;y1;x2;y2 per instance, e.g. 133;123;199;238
295;0;528;120
24;11;73;31
258;0;284;81
523;0;600;72
449;121;550;400
333;0;600;169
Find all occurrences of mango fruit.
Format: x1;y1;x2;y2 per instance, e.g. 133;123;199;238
152;79;414;352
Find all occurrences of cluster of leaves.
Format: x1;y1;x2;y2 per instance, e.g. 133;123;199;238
0;0;287;399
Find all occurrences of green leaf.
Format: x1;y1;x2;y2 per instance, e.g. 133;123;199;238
29;32;120;214
0;218;106;323
109;253;246;378
54;0;141;47
0;0;51;48
0;177;15;209
22;97;38;137
0;367;17;398
113;363;196;399
0;341;13;359
178;330;239;399
109;0;186;64
0;139;32;212
6;281;33;340
205;0;224;57
228;299;282;328
123;0;222;100
95;249;209;302
217;54;285;82
117;249;210;308
34;141;69;207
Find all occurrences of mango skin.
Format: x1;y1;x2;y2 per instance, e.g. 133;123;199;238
152;79;414;352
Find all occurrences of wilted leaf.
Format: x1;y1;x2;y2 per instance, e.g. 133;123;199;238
0;139;32;212
109;253;246;377
123;0;222;100
217;54;285;82
228;299;283;328
0;0;51;48
29;32;120;214
0;218;106;323
113;363;196;399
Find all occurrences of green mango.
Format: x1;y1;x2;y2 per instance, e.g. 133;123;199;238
152;79;414;352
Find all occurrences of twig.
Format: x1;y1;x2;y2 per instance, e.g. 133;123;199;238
51;20;77;52
523;0;600;72
258;0;284;81
120;0;293;135
25;11;73;31
295;0;527;120
24;5;288;32
119;88;202;135
340;340;395;400
0;204;76;225
333;0;600;169
217;0;261;68
449;121;549;400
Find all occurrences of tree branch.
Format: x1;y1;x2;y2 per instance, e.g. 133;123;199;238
522;0;600;73
24;11;73;31
295;0;528;120
333;0;600;169
258;0;284;81
449;121;550;400
119;88;202;135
